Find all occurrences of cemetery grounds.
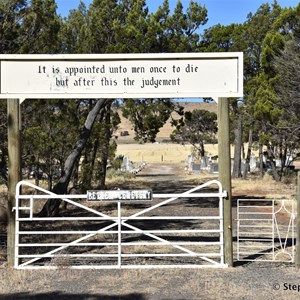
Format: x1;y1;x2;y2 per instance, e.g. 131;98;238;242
0;142;300;299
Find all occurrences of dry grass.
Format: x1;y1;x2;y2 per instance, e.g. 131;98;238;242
116;142;223;163
1;265;300;299
232;174;296;199
0;184;7;207
115;142;263;165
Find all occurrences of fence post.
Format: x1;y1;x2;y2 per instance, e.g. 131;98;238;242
217;97;233;267
7;99;21;267
296;172;300;268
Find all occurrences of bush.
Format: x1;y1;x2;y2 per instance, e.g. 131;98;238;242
282;169;297;185
106;169;135;180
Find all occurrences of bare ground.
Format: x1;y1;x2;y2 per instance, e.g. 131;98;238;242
1;262;300;299
0;163;299;300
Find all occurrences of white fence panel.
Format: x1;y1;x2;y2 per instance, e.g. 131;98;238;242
237;199;296;262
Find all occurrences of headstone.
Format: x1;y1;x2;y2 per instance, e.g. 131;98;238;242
286;155;293;166
275;159;282;168
188;154;194;169
250;155;257;172
200;155;210;169
210;163;219;174
192;163;201;173
241;161;246;175
121;156;133;172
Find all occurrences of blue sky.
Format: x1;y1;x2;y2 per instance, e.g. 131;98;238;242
56;0;299;30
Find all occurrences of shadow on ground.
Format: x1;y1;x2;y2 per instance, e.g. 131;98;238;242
1;292;146;300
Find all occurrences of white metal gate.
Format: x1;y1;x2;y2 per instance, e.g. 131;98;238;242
237;199;297;262
14;180;227;269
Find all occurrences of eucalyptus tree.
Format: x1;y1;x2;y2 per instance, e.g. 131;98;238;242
80;100;120;191
81;0;208;146
122;99;183;143
170;109;217;160
38;99;108;217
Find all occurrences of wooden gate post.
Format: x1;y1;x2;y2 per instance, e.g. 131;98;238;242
296;171;300;268
7;99;21;267
217;97;233;267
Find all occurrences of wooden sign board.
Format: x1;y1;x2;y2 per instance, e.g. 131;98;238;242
0;53;243;100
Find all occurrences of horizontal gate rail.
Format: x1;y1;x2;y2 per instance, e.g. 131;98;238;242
14;180;227;269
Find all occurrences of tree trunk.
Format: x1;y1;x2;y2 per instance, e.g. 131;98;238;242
98;104;112;188
243;119;254;179
47;174;52;191
280;139;288;179
259;142;264;178
232;113;242;178
38;99;107;217
34;162;40;187
199;140;205;159
80;138;99;192
267;143;281;182
90;139;100;185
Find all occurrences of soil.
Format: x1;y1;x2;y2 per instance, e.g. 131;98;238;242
0;163;299;300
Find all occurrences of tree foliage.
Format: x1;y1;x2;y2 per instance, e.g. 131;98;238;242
171;109;217;159
122;99;183;143
0;0;26;53
0;0;300;215
253;3;300;180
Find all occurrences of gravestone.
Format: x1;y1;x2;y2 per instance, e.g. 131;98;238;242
121;156;133;172
192;163;201;173
210;163;219;174
250;155;257;172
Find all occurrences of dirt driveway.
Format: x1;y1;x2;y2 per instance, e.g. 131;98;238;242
136;163;190;184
